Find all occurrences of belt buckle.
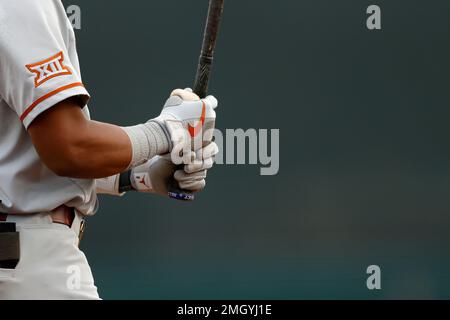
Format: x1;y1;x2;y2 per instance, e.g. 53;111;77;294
78;219;86;242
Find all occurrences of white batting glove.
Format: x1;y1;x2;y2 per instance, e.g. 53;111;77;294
122;88;218;169
153;88;218;165
130;141;219;196
175;142;219;190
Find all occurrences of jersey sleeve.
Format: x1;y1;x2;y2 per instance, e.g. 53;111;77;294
0;1;90;128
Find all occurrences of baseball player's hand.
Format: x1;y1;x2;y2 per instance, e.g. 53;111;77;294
175;142;219;190
122;88;218;169
151;88;218;165
130;142;219;196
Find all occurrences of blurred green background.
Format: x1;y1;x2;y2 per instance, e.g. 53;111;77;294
69;0;450;299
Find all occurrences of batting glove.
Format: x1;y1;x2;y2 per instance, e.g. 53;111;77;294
129;141;219;196
122;88;217;169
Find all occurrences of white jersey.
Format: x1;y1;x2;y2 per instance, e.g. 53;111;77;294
0;0;97;215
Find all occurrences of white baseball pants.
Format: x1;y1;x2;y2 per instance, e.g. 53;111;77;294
0;212;100;300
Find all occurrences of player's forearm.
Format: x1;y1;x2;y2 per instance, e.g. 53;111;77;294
29;100;132;179
37;119;132;179
58;120;132;179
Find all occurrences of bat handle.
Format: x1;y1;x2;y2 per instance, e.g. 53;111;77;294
193;54;214;99
168;181;195;201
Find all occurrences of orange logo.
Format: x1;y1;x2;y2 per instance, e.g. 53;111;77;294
26;51;72;88
188;101;206;137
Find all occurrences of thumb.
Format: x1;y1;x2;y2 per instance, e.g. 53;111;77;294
170;88;200;101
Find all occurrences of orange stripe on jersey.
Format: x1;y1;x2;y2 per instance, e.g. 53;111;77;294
20;82;85;122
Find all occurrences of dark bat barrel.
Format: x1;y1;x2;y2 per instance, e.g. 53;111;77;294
193;0;225;98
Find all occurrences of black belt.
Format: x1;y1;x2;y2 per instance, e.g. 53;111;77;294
0;222;20;269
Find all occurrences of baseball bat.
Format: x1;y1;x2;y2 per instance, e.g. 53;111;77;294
168;0;225;201
193;0;225;99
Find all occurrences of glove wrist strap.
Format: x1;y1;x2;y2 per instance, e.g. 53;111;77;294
118;170;134;193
